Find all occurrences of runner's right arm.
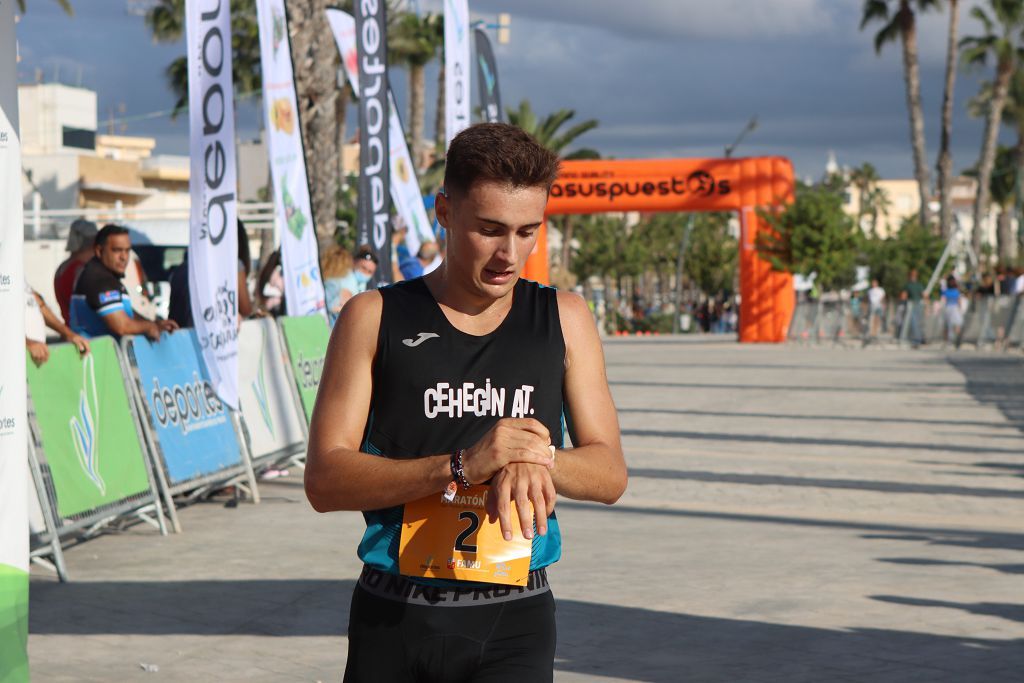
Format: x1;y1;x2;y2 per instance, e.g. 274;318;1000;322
305;291;554;513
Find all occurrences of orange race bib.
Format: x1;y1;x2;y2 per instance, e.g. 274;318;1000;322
399;485;533;586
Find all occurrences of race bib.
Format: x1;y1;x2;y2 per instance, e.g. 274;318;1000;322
399;485;532;586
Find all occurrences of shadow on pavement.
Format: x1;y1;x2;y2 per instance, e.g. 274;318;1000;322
30;579;355;637
561;501;1024;553
27;578;1023;681
626;467;1024;500
871;595;1024;625
877;557;1024;575
620;427;1021;455
947;356;1024;434
555;599;1022;682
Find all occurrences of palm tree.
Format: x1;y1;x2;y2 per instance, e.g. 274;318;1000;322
389;10;442;170
849;162;881;232
865;184;893;236
989;145;1018;261
971;70;1024;262
936;0;960;240
15;0;72;13
146;0;340;240
860;0;941;230
506;100;599;159
960;0;1024;255
506;100;600;272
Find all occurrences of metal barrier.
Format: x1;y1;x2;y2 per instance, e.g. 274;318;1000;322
277;315;331;426
1006;296;1024;348
237;318;307;469
122;331;261;529
25;339;169;579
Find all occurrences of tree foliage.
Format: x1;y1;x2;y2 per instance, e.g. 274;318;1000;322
757;183;860;292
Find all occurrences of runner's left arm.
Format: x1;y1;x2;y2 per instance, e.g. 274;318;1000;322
548;290;626;504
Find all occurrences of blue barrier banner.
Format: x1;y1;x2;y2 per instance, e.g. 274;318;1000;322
130;332;243;485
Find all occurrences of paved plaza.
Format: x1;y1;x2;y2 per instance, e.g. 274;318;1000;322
28;338;1024;682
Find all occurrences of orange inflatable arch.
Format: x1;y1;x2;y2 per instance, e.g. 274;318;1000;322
522;157;796;343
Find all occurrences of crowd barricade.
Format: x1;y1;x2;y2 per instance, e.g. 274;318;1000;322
1006;296;1024;348
122;330;261;530
27;434;67;582
278;315;331;427
237;318;308;469
25;339;170;581
787;302;817;341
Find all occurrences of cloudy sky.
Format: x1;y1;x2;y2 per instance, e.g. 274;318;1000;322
13;0;1011;182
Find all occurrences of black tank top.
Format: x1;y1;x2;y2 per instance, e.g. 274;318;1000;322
357;277;566;575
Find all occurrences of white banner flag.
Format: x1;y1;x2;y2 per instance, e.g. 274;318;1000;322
387;90;434;254
187;0;239;408
256;0;326;318
0;2;29;677
444;0;470;148
327;9;435;255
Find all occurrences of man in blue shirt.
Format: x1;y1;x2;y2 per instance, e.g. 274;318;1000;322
70;224;178;341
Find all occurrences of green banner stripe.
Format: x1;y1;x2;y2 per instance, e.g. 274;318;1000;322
0;563;28;683
279;316;331;423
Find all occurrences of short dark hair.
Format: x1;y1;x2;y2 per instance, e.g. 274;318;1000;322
95;224;130;248
442;123;560;199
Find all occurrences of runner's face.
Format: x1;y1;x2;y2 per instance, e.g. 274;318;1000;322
97;234;132;277
438;181;547;299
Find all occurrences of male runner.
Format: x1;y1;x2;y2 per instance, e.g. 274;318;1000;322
306;123;626;682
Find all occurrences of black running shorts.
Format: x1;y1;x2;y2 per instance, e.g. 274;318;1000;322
343;583;556;682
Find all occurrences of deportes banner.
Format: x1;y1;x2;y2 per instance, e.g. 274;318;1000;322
444;0;470;148
353;0;391;284
326;9;435;255
186;0;240;408
0;2;29;677
127;332;243;486
279;316;331;423
474;28;503;123
256;0;326;318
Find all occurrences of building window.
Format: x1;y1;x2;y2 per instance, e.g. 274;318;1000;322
62;126;96;150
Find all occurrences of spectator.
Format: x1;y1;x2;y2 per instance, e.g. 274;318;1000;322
332;245;378;305
417;240;442;274
53;218;98;323
70;224;178;341
322;243;354;316
867;278;886;337
26;279;90;367
900;268;925;346
941;274;963;343
169;220;255;327
255;249;286;316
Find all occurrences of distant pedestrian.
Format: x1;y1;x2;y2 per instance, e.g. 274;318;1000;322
867;279;886;337
941;274;963;343
900;269;925;346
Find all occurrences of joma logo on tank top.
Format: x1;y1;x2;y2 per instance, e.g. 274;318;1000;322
423;380;536;419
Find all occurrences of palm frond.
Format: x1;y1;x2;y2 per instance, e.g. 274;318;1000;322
873;18;902;54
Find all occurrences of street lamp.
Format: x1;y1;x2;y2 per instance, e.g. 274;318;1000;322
724;116;758;158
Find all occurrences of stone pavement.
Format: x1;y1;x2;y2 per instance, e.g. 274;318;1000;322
28;338;1024;682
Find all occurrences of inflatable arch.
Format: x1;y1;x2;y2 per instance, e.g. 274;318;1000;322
523;157;796;343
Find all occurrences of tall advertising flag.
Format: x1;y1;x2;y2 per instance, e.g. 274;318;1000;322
186;0;240;408
327;9;435;257
255;0;326;318
474;28;503;123
353;0;391;285
444;0;471;148
0;2;29;677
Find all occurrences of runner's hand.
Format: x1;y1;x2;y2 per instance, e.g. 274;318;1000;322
158;319;179;333
487;462;556;541
462;418;554;486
